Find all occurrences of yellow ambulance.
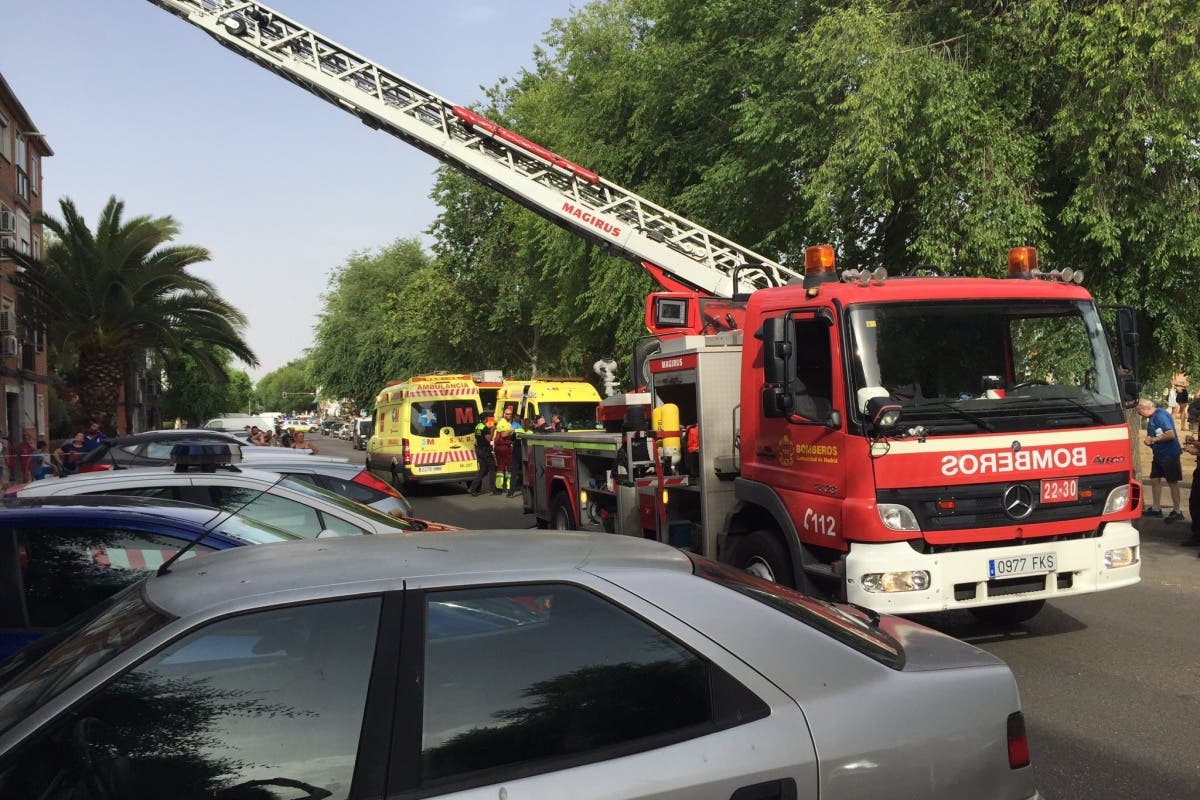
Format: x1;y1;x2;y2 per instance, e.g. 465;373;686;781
496;378;602;430
366;374;482;487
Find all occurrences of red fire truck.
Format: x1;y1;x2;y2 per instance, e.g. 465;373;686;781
148;0;1143;623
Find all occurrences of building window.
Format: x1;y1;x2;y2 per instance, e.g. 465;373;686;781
14;135;27;200
29;155;39;196
31;233;40;261
0;113;10;162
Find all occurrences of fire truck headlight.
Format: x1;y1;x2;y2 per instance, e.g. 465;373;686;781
1102;485;1130;514
877;503;920;531
861;570;931;593
1104;546;1137;569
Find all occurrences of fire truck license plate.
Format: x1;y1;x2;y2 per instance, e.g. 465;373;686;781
989;553;1056;579
1040;477;1078;503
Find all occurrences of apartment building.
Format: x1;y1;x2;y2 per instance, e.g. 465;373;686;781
0;73;52;444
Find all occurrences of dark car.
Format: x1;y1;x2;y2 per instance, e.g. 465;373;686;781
73;429;250;472
0;495;301;660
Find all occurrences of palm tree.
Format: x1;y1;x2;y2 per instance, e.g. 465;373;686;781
8;196;258;429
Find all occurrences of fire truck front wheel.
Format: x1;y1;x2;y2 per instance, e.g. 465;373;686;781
549;492;577;531
732;530;795;588
968;599;1045;627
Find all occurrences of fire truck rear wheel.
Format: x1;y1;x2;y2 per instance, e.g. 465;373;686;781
733;530;795;588
549;492;576;531
968;599;1045;626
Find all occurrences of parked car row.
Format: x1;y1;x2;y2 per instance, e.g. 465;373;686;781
0;435;1042;799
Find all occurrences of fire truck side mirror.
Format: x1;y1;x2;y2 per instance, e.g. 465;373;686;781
1114;306;1139;377
760;317;794;385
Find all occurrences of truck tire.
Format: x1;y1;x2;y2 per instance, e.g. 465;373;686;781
731;529;795;588
549;492;576;531
969;599;1045;626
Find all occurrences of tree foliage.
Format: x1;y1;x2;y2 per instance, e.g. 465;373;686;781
9;196;257;429
159;347;254;426
440;0;1199;381
255;360;318;414
301;0;1200;392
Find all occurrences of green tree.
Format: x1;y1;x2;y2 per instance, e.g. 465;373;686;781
9;196;257;430
255;360;318;414
159;347;254;426
424;0;1200;381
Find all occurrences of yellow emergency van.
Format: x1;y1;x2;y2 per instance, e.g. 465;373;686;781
496;378;602;430
366;374;482;487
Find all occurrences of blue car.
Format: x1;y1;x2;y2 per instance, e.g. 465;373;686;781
0;495;300;660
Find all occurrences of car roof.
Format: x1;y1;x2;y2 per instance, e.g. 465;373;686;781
146;531;691;615
99;429;246;445
0;495;220;527
23;464;291;490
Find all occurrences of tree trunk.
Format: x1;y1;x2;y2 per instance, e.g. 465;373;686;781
77;348;126;433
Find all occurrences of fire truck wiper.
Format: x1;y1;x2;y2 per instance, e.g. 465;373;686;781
926;402;995;432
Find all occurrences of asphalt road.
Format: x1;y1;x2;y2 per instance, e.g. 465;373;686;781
317;432;1199;799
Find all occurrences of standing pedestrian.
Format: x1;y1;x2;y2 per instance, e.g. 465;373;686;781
507;419;527;497
493;406;516;493
1137;398;1184;522
533;414;553;433
1166;375;1189;429
468;425;496;496
1181;434;1200;548
17;433;34;483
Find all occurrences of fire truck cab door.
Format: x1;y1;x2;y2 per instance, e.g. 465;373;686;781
757;310;847;544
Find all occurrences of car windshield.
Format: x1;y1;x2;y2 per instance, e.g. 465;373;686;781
0;584;171;736
538;402;599;430
689;555;904;669
408;399;479;438
846;299;1125;433
277;476;420;531
209;511;305;544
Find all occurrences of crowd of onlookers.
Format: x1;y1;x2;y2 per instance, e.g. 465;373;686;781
0;420;108;486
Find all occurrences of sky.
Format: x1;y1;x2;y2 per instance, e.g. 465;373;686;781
2;0;576;380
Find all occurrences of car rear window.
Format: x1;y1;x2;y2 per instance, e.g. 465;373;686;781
689;555;904;669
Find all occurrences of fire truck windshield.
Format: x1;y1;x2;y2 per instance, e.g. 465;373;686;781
847;300;1125;432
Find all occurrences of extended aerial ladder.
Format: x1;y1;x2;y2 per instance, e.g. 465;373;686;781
145;0;802;301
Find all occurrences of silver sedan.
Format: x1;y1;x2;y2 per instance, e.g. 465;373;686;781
0;532;1040;799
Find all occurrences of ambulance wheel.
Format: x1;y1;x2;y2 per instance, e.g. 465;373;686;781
549;492;576;531
968;600;1045;626
732;530;794;588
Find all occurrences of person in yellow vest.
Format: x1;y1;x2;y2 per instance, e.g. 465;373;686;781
493;406;515;492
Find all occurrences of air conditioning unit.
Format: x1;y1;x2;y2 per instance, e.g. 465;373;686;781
0;311;12;334
0;208;14;234
0;335;17;358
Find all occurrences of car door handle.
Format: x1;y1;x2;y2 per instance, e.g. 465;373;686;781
755;448;777;459
731;778;798;800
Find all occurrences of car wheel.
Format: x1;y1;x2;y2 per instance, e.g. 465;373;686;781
549;492;576;530
969;599;1045;626
731;529;795;587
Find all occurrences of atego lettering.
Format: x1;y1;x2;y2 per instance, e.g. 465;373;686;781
562;202;622;238
941;447;1087;477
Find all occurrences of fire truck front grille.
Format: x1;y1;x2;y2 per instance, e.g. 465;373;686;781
878;471;1128;532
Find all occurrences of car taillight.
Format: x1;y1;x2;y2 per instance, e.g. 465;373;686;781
1007;711;1031;768
352;468;400;497
401;438;411;467
78;463;113;473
